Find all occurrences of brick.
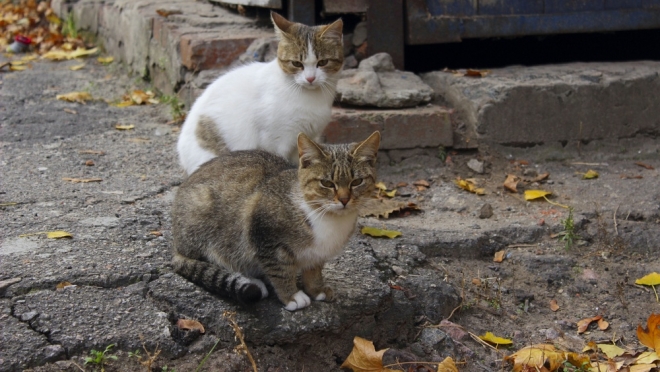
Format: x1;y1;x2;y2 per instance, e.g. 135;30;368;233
180;33;262;70
324;106;453;149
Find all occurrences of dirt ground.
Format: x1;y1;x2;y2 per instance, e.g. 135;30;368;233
3;52;660;372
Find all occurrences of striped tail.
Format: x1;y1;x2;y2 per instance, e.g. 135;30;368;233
172;253;268;303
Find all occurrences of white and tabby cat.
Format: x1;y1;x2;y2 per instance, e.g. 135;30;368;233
177;12;344;175
171;131;380;311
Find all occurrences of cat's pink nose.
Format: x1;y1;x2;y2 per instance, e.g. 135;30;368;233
339;197;349;206
306;76;315;83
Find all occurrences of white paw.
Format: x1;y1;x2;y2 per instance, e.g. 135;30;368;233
250;278;269;299
314;292;326;301
284;290;311;311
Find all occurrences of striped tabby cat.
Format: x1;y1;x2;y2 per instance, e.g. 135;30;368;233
171;132;380;311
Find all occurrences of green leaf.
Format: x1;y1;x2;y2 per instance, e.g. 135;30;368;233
360;226;402;239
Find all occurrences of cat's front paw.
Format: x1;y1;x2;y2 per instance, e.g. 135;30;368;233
284;290;311;311
313;286;335;302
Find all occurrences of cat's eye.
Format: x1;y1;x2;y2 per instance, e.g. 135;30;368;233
320;180;335;188
350;178;363;187
317;59;328;67
292;61;303;68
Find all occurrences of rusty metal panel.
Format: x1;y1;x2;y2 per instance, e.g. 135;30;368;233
406;7;660;44
545;0;605;13
367;0;405;69
477;0;543;15
425;0;477;16
323;0;368;14
605;0;642;8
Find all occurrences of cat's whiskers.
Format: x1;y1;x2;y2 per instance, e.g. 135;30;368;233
303;202;332;225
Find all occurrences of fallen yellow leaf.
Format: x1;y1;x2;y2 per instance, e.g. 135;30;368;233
436;357;458;372
360;226;402;239
375;182;387;191
176;319;205;333
114;100;135;107
583;169;599;179
636;272;660;286
634;351;660;364
596;344;626;359
56;92;92;104
455;178;485;195
637;313;660;352
598;318;609;331
479;331;512;346
61;177;103;183
42;47;99;61
589;360;623;372
115;124;135;130
69;63;85;71
97;56;114;64
340;336;397;372
383;189;396;198
630;364;657;372
505;344;577;372
46;231;73;239
9;64;27;71
524;190;552;201
549;299;560;312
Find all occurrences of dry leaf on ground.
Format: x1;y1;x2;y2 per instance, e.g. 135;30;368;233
42;47;99;60
341;336;397;372
634;351;660;364
596;344;626;359
455;178;485;195
97;56;113;64
156;9;183;17
436;357;458;372
583;169;599;179
532;172;550;182
503;174;520;192
637;314;660;352
56;281;74;290
524;190;552;201
46;231;72;239
493;250;505;263
635;162;654;170
479;332;513;346
549;299;560;312
629;364;657;372
413;179;430;187
56;91;92;104
69;63;85;71
598;318;609;331
115;124;135;130
176;319;205;333
590;360;623;372
62;177;102;183
465;69;491;77
360;199;419;219
505;344;588;372
361;226;402;239
577;315;603;333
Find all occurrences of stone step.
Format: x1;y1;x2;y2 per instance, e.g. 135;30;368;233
324;106;455;150
422;62;660;147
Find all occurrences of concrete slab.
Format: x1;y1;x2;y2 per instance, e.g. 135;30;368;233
423;62;660;147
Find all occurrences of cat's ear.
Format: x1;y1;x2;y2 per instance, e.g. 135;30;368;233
351;131;380;166
319;18;343;41
297;133;327;169
271;11;295;36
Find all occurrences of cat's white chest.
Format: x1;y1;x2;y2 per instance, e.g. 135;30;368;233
299;210;357;268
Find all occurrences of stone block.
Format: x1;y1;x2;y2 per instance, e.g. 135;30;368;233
180;32;267;70
423;62;660;146
324;106;453;149
210;0;283;9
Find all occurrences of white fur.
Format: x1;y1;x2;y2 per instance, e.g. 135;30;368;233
250;278;269;299
314;292;326;301
297;199;358;269
285;290;311;311
177;59;338;175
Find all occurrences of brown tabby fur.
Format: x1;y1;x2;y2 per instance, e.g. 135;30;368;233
171;132;380;307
